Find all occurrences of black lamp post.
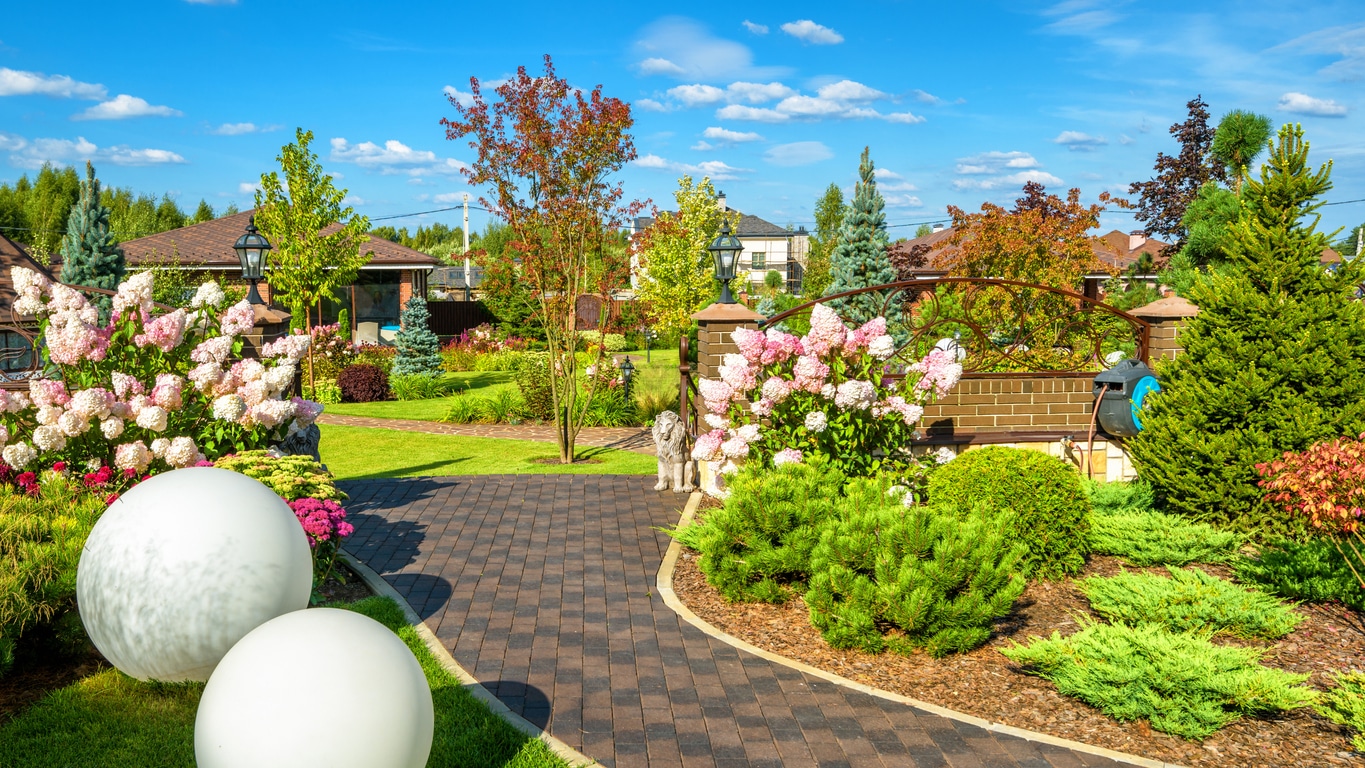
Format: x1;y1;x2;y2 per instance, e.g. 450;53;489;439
233;215;272;305
619;355;635;401
708;220;743;304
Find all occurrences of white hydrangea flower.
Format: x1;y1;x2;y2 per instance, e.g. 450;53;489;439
868;335;896;360
135;405;169;432
191;281;226;309
33;425;66;453
804;411;828;433
3;442;37;469
212;394;246;422
100;417;125;440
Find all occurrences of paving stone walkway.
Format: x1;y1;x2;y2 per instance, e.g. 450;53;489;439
319;414;655;454
342;475;1126;768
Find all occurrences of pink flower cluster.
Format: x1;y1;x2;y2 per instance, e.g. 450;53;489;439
289;497;355;549
908;348;964;399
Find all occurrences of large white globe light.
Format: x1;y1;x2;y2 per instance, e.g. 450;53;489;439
76;466;311;682
195;608;434;768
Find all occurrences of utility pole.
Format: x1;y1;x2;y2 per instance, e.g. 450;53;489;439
462;192;471;302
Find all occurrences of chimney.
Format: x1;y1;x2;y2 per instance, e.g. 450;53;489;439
1129;230;1147;251
717;191;727;212
931;223;945;234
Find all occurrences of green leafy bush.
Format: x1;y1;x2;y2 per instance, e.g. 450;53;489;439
513;353;554;421
1235;539;1365;611
303;378;342;405
1090;511;1241;566
1318;672;1365;752
1002;620;1318;739
440;390;525;425
472;349;527;372
213;450;347;502
441;347;478;372
805;486;1027;657
635;388;680;424
0;475;105;678
1081;567;1302;639
389;373;446;401
928;446;1091;578
353;343;397;375
685;459;847;603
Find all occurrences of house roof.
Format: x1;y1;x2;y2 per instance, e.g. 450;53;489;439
109;209;441;270
0;234;56;318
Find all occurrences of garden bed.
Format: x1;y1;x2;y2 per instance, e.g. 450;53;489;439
672;548;1365;767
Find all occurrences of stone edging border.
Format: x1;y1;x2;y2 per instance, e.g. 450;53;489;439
340;550;599;768
655;491;1186;768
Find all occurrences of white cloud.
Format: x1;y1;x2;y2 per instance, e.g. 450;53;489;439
433;192;471;204
238;182;261;194
330;137;468;177
884;194;924;209
1272;23;1365;82
74;94;181;121
742;20;768;35
0;67;106;100
1277;92;1348;117
443;85;475;107
667;84;726;106
775;95;845;117
342;195;366;206
637;57;687;76
910;89;943;105
955;151;1040;174
4;133;185;168
209;122;280;135
636;98;669;112
884;111;926;124
633;153;748;181
764;141;833;167
1053;130;1108;150
874;168;902;180
716;104;789;123
815;80;884;102
1119;134;1135;145
701;126;764;144
725;81;794;104
633;17;783;81
954;170;1064;191
780;19;844;45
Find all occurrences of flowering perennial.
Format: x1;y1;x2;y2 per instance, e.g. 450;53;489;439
691;303;961;478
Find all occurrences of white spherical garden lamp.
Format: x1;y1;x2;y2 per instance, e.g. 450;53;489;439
76;467;311;682
195;608;434;768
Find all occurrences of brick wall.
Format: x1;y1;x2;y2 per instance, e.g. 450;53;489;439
919;375;1096;437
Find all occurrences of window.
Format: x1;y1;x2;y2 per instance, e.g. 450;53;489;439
750;251;766;270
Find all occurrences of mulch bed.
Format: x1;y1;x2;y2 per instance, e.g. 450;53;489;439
673;545;1365;767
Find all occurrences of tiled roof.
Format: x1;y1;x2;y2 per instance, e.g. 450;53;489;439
734;213;792;238
113;209;440;269
0;234;56;317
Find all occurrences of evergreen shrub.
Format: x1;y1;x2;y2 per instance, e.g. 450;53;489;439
337;363;389;403
1128;126;1365;537
393;297;442;376
1002;620;1317;739
928;446;1091;578
682;459;846;603
1080;567;1302;639
805;484;1027;657
1318;672;1365;752
1235;539;1365;610
1086;479;1157;516
1089;511;1241;566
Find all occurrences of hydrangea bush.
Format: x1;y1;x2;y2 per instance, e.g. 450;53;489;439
691;304;961;481
1;267;323;479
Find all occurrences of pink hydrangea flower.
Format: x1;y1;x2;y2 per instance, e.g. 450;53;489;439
691;429;725;462
164;436;200;468
188;362;225;393
0;391;31;413
112;272;155;318
760;376;791;404
29;379;70;408
750;398;773;417
909;348;964;398
801;304;849;357
761;329;803;365
69;388;115;420
111;372;145;399
697;379;735;414
773;448;804;467
45;315;108;365
834;380;878;411
150;374;184;411
12;267;51;296
732;327;766;363
134;309;188;352
718;354;757;393
290;397;324;427
191;336;234;365
720;437;751;459
792;355;831;393
220;300;256;337
846;317;888;355
261;334;310;364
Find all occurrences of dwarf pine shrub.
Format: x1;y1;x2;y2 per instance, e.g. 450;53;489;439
1090;511;1241;566
805;482;1028;657
1002;619;1317;739
1080;567;1302;639
928;446;1091;578
1235;539;1365;611
1086;479;1157;516
1318;672;1365;752
689;459;847;603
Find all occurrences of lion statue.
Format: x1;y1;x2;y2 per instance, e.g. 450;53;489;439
651;410;695;493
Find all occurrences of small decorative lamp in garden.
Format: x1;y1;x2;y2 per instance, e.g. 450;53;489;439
708;220;743;305
619;355;635;401
233;216;272;305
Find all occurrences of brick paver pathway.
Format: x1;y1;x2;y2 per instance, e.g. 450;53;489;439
342;475;1125;768
319;414;655;454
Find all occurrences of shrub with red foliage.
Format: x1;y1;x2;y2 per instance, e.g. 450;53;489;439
337;363;389;403
1257;433;1365;535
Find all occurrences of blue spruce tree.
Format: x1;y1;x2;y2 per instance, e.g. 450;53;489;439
59;163;125;316
825;148;901;330
393;295;442;376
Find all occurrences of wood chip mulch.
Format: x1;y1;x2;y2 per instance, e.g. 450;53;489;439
672;545;1365;768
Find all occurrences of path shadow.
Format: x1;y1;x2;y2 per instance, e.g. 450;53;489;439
483;680;552;729
392;573;454;621
340;477;464;571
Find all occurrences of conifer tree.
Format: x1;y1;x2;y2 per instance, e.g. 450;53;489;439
393;295;442;376
826;148;900;328
59;162;125;310
1129;125;1365;537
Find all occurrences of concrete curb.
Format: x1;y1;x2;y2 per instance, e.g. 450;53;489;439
340;550;599;768
655;491;1185;768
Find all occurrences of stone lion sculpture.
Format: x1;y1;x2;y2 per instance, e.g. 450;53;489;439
651;410;695;493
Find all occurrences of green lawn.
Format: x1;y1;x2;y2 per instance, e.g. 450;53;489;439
325;372;517;422
319;424;654;480
0;598;566;768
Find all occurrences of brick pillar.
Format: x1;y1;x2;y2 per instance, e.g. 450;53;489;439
690;302;764;422
239;304;292;359
1131;295;1199;363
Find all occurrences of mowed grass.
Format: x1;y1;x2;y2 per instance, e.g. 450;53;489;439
325;372;516;422
0;597;567;768
319;424;655;480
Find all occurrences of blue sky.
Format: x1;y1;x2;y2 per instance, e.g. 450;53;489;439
2;1;1362;241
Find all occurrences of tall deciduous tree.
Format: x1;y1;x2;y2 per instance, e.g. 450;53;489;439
59;162;125;316
442;55;644;463
1129;96;1223;246
254;127;373;332
632;175;733;333
803;183;846;298
826;148;897;327
1129;124;1365;537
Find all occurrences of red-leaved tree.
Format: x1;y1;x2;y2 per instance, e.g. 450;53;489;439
442;55;644;463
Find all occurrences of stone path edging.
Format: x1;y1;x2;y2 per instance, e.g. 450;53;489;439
655;492;1188;768
339;550;599;768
